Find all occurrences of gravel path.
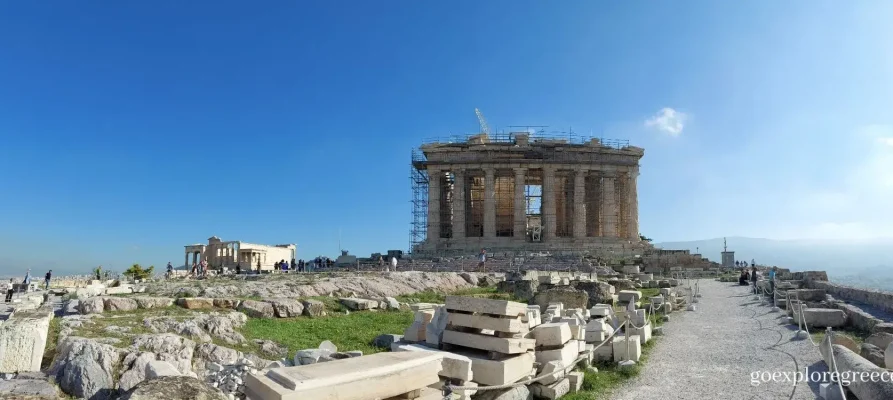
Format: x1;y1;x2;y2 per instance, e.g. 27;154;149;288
613;279;826;400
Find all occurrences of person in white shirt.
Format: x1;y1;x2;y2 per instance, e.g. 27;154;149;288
4;279;14;303
390;256;397;272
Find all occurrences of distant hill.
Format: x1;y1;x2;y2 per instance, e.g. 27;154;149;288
653;236;893;282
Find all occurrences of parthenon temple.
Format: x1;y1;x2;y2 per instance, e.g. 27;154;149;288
411;132;645;256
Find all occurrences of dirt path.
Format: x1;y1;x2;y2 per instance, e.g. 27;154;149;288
613;279;825;400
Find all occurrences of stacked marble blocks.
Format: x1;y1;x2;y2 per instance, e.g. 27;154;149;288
440;296;537;387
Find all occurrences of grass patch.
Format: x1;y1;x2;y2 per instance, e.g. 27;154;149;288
810;328;869;346
41;317;62;369
563;338;658;399
241;310;413;355
639;288;660;299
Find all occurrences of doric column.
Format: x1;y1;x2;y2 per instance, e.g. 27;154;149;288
483;167;496;238
452;169;466;239
542;165;557;241
427;167;442;240
601;174;617;237
627;167;639;240
184;253;188;268
513;168;527;241
573;169;587;238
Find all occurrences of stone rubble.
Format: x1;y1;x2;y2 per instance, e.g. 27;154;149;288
37;270;695;399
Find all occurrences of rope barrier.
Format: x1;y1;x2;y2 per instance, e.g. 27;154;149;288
827;329;849;400
784;285;847;399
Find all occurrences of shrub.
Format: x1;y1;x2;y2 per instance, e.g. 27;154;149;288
124;264;154;280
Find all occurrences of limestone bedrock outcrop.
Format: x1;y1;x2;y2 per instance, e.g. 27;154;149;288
119;376;228;400
50;337;121;400
143;271;476;299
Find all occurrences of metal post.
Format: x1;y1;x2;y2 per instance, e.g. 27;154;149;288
625;318;631;361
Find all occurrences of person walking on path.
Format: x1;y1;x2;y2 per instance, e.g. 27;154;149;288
390;256;397;272
23;269;32;291
477;249;487;272
4;279;14;302
44;270;52;290
750;266;758;294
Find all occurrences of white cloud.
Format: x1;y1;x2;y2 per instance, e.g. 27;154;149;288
878;137;893;147
644;108;687;136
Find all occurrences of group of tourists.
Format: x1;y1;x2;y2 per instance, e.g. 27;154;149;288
738;264;778;295
190;260;210;277
377;256;399;271
3;268;53;303
163;257;333;279
271;258;322;273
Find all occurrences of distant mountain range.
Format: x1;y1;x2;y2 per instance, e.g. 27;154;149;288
653;236;893;290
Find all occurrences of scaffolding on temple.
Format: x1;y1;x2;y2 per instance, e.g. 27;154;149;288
409;149;429;254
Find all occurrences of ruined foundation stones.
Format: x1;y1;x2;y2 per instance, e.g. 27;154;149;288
244;351;444;400
0;307;53;373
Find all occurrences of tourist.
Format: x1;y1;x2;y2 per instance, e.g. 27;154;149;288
390;256;397;272
379;256;384;271
95;266;103;280
769;266;777;295
256;260;261;274
4;279;13;302
750;266;758;294
191;262;198;277
738;269;749;286
23;269;32;287
478;249;487;272
290;258;296;271
236;263;242;275
44;270;52;290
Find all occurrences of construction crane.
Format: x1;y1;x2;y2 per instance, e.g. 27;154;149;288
475;108;491;136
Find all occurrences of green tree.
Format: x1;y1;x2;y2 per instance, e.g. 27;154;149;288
124;264;154;280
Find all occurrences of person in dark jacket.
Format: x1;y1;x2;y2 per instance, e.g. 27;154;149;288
738;269;749;286
750;267;758;294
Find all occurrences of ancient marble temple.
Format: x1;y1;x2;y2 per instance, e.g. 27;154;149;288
412;132;644;255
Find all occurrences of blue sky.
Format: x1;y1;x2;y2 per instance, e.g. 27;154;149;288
2;1;892;276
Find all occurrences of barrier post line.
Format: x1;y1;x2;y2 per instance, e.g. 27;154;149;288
625;316;631;363
826;328;848;400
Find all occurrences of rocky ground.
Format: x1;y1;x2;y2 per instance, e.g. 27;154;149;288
2;271;495;400
142;270;479;299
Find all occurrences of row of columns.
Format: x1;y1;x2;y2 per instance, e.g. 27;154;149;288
427;166;638;241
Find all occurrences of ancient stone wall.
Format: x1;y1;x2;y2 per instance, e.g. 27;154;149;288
807;280;893;314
